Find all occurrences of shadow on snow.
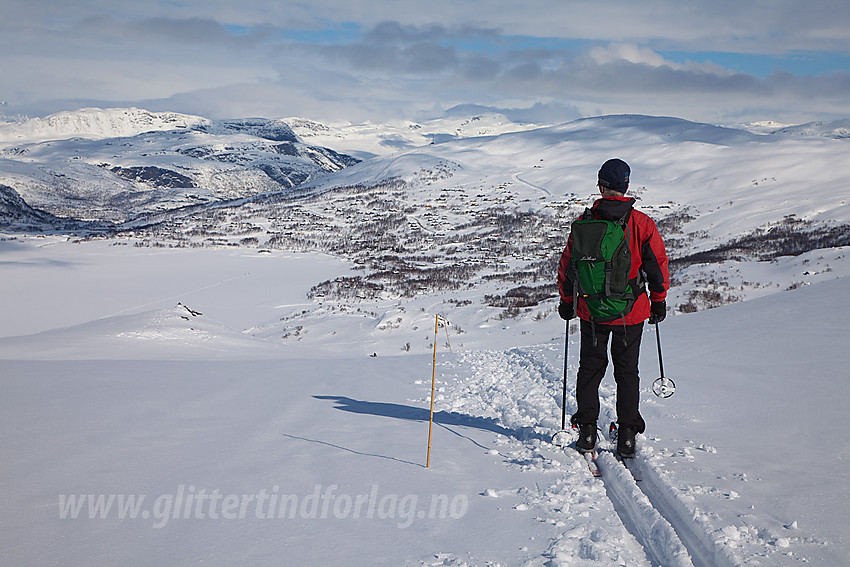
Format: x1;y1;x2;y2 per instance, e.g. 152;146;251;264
314;395;544;443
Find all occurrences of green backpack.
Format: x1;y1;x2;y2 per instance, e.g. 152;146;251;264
567;208;640;323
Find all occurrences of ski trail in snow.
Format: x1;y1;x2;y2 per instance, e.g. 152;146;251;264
443;347;655;565
625;457;742;567
595;451;693;567
594;371;746;566
442;345;748;566
592;366;746;567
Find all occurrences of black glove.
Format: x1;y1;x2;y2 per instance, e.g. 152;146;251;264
558;301;575;321
650;300;666;324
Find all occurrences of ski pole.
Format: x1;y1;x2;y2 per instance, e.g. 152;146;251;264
552;320;571;445
561;319;569;430
651;320;676;398
654;321;664;380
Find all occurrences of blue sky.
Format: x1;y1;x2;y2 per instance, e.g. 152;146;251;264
659;49;850;77
1;1;849;126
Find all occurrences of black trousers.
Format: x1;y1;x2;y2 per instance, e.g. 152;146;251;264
571;320;646;433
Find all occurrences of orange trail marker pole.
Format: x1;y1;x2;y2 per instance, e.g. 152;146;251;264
426;313;439;468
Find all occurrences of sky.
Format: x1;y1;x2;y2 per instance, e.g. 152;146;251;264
2;0;850;126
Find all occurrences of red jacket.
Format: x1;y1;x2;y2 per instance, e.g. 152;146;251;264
558;196;669;325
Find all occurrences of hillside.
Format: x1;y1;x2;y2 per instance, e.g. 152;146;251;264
2;112;849;332
90;114;850;350
0;183;64;231
283;112;542;160
1;110;849;566
0;108;360;223
0;236;847;566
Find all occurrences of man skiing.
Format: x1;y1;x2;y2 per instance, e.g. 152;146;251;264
557;158;669;458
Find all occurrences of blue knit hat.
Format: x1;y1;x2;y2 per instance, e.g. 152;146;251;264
598;158;630;192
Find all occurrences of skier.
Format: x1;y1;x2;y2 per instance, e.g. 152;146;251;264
557;158;670;457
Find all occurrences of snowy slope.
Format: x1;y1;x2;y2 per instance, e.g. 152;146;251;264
0;183;69;231
104;113;850;351
1;112;849;566
0;108;538;225
0;108;360;223
769;118;850;139
0;236;847;566
0;107;210;146
284;112;541;159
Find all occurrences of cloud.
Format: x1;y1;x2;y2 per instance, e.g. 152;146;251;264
363;21;501;44
6;0;850;52
1;2;849;126
308;21;505;77
588;43;669;68
321;40;459;75
75;16;234;45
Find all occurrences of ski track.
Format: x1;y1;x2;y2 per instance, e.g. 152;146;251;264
438;345;748;566
624;457;741;567
595;450;693;567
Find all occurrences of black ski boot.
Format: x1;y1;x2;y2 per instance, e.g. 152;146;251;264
574;423;597;454
617;425;637;458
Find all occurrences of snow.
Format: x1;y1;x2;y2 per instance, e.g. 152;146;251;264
0;107;210;146
1;235;848;566
0;108;358;223
284;112;541;160
640;277;850;565
1;111;850;565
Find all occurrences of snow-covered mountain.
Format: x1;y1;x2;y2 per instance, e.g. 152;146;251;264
0;108;360;222
768;117;850;139
734;118;850;137
92;113;850;336
0;108;543;225
2;110;849;319
0;183;62;231
2;110;849;566
3;109;850;324
0;107;209;145
283;112;541;160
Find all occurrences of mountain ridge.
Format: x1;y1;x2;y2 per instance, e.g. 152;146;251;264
0;108;363;223
88;111;850;334
2;109;849;326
